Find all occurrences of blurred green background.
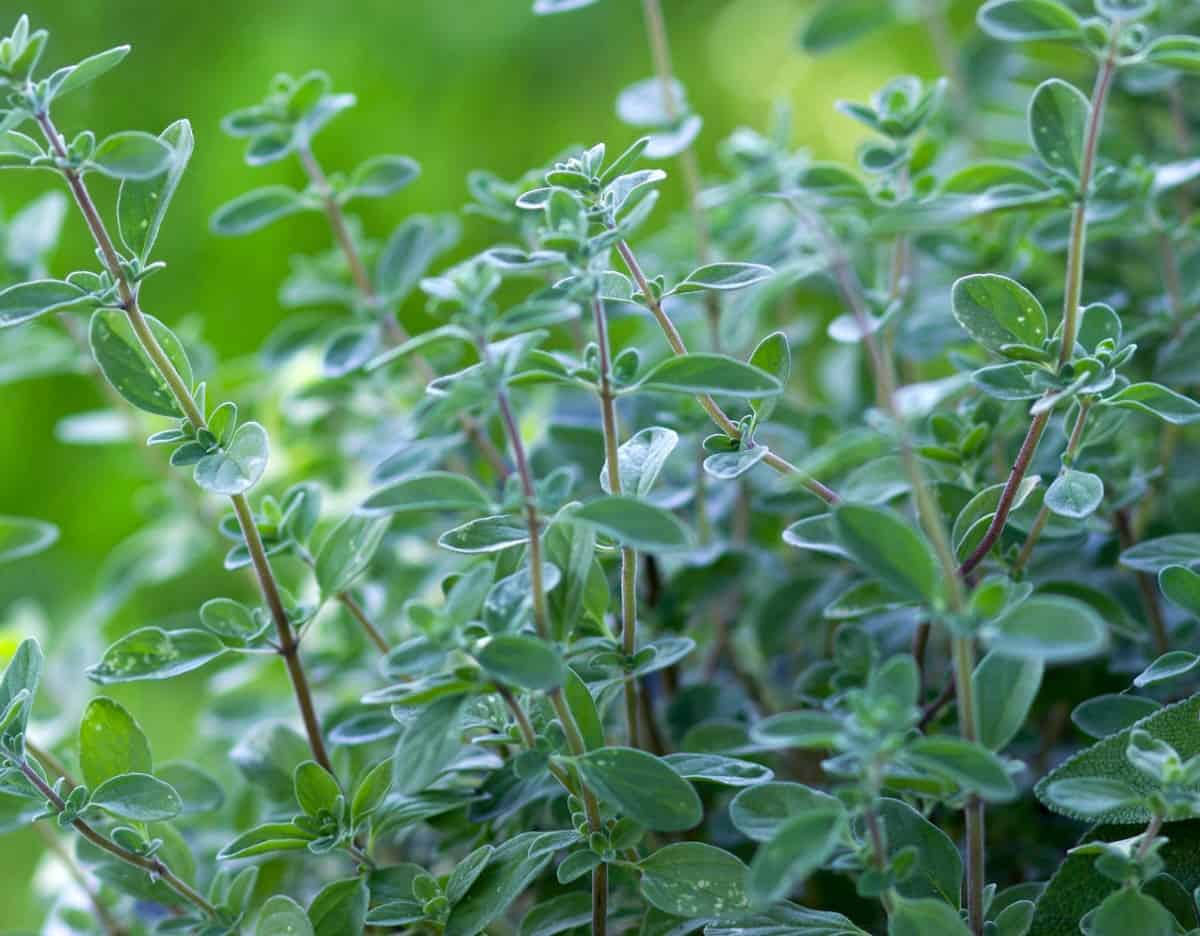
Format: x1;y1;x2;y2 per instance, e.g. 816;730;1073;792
0;0;940;926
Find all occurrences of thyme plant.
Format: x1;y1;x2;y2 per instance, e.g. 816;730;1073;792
3;1;1200;933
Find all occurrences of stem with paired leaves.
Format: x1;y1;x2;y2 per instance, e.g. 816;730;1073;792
34;110;334;775
14;757;218;920
959;35;1120;578
614;239;840;504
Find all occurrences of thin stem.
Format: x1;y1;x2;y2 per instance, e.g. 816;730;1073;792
25;738;76;788
960;37;1119;578
339;592;390;655
16;759;218;920
614;239;839;504
35;824;128;936
297;142;511;481
35;110;333;774
638;0;722;349
1115;509;1170;655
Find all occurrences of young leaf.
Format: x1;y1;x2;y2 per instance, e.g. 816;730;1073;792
211;186;307;235
1134;651;1200;688
576;747;702;831
749;331;790;425
983;595;1107;662
1071;694;1161;739
193;422;269;496
906;737;1017;801
344;154;420;200
89;309;193;418
663;753;773;788
218;822;317;860
951;274;1048;353
747;803;847;906
671;262;773;294
79;697;152;788
0;638;41;747
360;472;491;517
889;895;973;936
475;634;566;691
571;496;690;551
1028;79;1089;179
52;45;130;99
977;0;1083;42
294;761;340;818
730;782;841;842
972;651;1043;750
258;895;314;936
89;131;173;180
832;503;944;606
439;514;530;554
308;878;368;936
1159;564;1200;615
518;893;591;936
630;353;782;398
118;119;194;261
444;832;558;936
87;627;225;684
600;426;678;496
1104;383;1200;425
1044;469;1103;519
393;693;468;795
89;772;182;821
0;279;89;326
1088;889;1176;936
315;513;390;595
638;843;751;917
0;516;59;563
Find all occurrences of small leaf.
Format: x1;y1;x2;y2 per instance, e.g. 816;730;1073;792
445;831;558;936
258;895;314;936
308;878;368;936
476;634;566;691
1041;777;1143;818
316;513;390;595
730;782;841;843
1159;565;1200;615
157;762;225;814
571;496;690;551
576;747;702;831
361;472;490;516
1105;382;1200;425
194;422;269;496
1121;534;1200;573
906;736;1017;801
982;595;1108;662
350;758;392;829
393;693;468;795
0;279;88;326
747;802;846;906
972;651;1043;750
977;0;1083;42
89;309;193;418
52;46;130;99
218;822;316;860
446;844;494;906
294;761;340;818
750;710;841;749
1071;694;1161;739
1088;889;1177;936
631;353;782;398
833;503;944;606
800;0;895;52
1028;78;1089;179
889;895;972;936
1133;651;1200;688
1044;469;1103;519
749;331;790;424
79;697;152;788
345;154;420;200
951;273;1048;353
672;262;773;294
600;426;678;496
87;627;225;684
1145;35;1200;73
663;753;773;788
90;772;182;821
89;131;173;180
211;185;306;235
439;514;530;554
519;893;591;936
118;119;194;260
638;843;751;917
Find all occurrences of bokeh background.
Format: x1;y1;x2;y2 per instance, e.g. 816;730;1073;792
0;0;949;926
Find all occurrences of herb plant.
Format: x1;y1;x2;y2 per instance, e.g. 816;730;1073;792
2;1;1200;934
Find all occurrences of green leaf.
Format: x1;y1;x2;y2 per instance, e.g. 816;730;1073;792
156;761;225;814
906;737;1017;802
1145;36;1200;73
832;503;944;606
639;843;751;918
800;0;895;52
571;496;690;551
0;516;59;563
118;119;194;261
89;308;193;418
1035;692;1200;822
0;639;41;747
951;274;1048;354
89;131;173;180
87;627;225;684
1134;651;1200;688
218;821;316;860
199;597;262;643
257;895;314;936
972;651;1043;750
631;353;783;398
1029;78;1089;178
1105;382;1200;425
750;710;841;749
445;832;558;936
89;772;182;821
374;215;458;302
439;514;530;553
672;262;773;294
315;513;390;595
876;798;963;904
663;753;773;787
748;801;846;906
1088;888;1176;936
211;185;306;235
393;693;468;795
1122;534;1200;573
1040;777;1142;818
600;426;678;496
350;758;392;829
977;0;1083;42
519;892;591;936
294;760;340;818
52;45;130;99
576;747;702;831
1073;695;1162;738
888;895;972;936
730;782;841;843
1159;565;1200;616
749;331;790;425
1044;469;1103;519
476;633;566;691
308;877;368;936
194;422;269;496
345;154;420;200
79;697;152;788
703;446;769;480
0;279;89;326
361;472;491;516
983;595;1108;662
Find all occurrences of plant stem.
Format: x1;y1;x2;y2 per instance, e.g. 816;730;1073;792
35;823;128;936
1114;508;1170;655
591;295;641;748
296;142;511;480
614;239;839;503
638;0;722;350
36;109;334;773
15;758;218;920
338;592;390;655
959;37;1119;578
